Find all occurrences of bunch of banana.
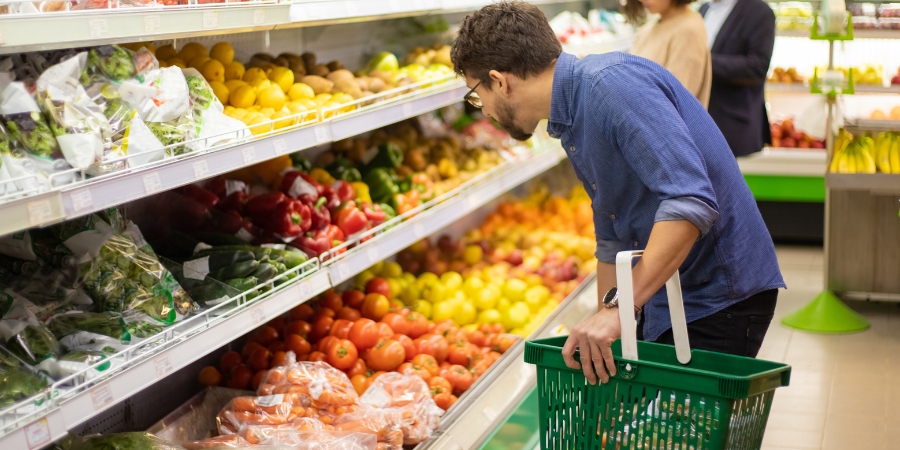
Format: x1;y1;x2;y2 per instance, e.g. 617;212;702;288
874;131;900;174
829;134;877;173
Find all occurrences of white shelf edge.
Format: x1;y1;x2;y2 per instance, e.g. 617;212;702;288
776;28;900;39
738;148;827;176
766;83;900;94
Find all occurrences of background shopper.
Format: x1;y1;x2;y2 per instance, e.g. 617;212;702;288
627;0;712;107
700;0;777;156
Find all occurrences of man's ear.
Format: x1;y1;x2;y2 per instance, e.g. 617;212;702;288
488;70;508;97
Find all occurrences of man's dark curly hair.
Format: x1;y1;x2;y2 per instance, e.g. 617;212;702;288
451;1;562;87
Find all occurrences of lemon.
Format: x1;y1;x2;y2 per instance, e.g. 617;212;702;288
229;85;257;108
440;272;463;293
388;278;403;299
463;245;483;265
178;42;208;62
399;283;420;305
243;67;268;83
168;58;187;69
463;277;485;297
224;61;245;81
417;272;439;289
229;108;249;121
476;309;502;325
272;110;295;129
257;86;286;110
423;281;446;303
288;83;315;101
189;55;212;70
250;78;273;92
247;116;270;135
432;300;458;322
224;79;247;93
200;59;225;83
496;297;511;313
210;42;234;65
382;262;403;278
268;66;294;93
156;44;177;61
286;101;309;115
259;107;276;118
413;300;432;320
454;301;477;326
371;261;385;275
297;98;319;111
524;285;550;313
313;93;332;105
208;81;229;105
502;302;530;330
504;278;528;303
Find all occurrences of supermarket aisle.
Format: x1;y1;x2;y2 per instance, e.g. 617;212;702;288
761;246;900;450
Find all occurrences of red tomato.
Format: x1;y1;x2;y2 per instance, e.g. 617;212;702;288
488;334;515;353
447;340;474;368
319;289;343;311
342;290;366;309
329;319;354;339
348;319;381;351
347;358;367;378
406;311;429;339
351;374;368;395
336;307;361;321
429;376;452;395
364;338;406;371
248;347;272;371
317;336;339;353
398;362;431;381
241;342;265;360
479;323;504;335
284;320;312;339
312;307;336;321
251;370;267;391
429;320;455;337
267;341;286;354
433;392;457;410
376;322;394;339
326;339;359;370
252;326;279;346
464;329;487;347
284;334;311;357
266;316;287;335
393;334;416;361
228;364;253;389
308;351;327;362
412;354;440;377
310;316;334;341
380;311;410;336
220;351;242;373
361;293;390;320
388;300;404;311
289;304;315;322
471;359;492;378
271;351;290;367
365;277;391;298
425;334;449;364
442;364;475;395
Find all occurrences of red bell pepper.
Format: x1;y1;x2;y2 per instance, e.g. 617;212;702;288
281;170;322;203
333;181;356;203
244;192;286;218
334;203;368;237
179;184;219;209
361;203;387;226
211;209;243;234
206;178;247;198
309;197;331;231
266;198;311;237
320;186;340;210
217;191;250;214
290;233;332;258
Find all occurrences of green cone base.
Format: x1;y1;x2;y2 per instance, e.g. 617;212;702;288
781;291;870;334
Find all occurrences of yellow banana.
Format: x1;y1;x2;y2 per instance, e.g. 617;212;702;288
875;132;892;173
860;136;875;158
859;145;877;173
890;133;900;174
837;144;855;173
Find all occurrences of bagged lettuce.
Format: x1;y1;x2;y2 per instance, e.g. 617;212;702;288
182;68;248;151
118;66;196;157
0;345;50;409
0;292;62;366
38;349;111;382
0;79;70;184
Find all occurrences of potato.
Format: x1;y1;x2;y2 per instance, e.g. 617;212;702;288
326;60;345;72
369;70;392;84
367;77;386;93
300;75;334;95
310;64;330;77
278;52;299;60
289;61;307;78
326;69;355;83
332;79;363;98
354;77;370;92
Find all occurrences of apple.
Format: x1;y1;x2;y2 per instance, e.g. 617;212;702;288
782;137;796;148
791;131;805;142
891;74;900;85
812;140;825;149
771;137;782;147
782;119;795;135
770;123;782;139
798;140;810;149
505;249;524;266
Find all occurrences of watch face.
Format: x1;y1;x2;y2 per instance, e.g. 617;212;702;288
603;287;618;306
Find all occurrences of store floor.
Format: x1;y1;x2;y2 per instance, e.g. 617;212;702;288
761;246;900;450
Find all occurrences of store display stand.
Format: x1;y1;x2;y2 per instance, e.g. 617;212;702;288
781;13;870;333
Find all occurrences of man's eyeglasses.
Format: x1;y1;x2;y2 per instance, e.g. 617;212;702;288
464;81;482;108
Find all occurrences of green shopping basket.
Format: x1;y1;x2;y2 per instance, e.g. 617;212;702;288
524;251;791;450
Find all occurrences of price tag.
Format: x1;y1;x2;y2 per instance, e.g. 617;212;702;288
314;125;330;144
192;159;210;180
272;139;287;155
253;8;265;25
250;306;267;326
241;147;256;165
337;262;350;280
154;354;174;379
90;384;114;411
202;11;219;29
366;246;381;264
24;419;51;449
413;223;425;238
27;200;53;226
144;15;161;33
298;279;312;298
88;18;108;38
482;405;498;421
142;172;162;194
402;102;414;117
70;189;93;212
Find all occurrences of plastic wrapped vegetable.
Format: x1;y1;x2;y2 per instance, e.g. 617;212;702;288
118;66;195;156
0;292;62;366
0;80;69;182
38;349;111;382
88;45;137;81
46;311;131;352
182;69;247;151
0;345;49;408
181;434;252;450
36;52;112;170
63;432;185;450
354;372;443;445
235;418;328;444
255;361;360;426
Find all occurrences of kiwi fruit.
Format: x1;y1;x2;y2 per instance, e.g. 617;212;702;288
278;52;299;60
326;60;345;72
289;61;307;78
326;69;354;83
274;56;290;67
252;53;275;62
310;64;330;77
301;52;317;71
300;75;334;95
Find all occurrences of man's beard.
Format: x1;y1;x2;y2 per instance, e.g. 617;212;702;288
496;99;532;141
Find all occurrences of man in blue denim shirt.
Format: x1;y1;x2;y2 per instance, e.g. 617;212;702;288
451;2;785;385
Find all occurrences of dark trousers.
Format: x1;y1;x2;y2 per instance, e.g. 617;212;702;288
637;290;778;358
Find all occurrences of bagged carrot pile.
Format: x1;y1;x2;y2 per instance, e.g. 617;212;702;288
254;361;360;425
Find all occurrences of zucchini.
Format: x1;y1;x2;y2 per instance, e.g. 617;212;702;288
187;283;232;304
226;276;258;292
210;260;258;281
252;263;277;284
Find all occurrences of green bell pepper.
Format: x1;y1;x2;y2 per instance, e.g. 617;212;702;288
367;142;403;169
327;157;362;182
363;168;400;204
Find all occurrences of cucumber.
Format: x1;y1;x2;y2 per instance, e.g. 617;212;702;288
210;260;258;281
202;251;255;272
226;276;258;292
252;263;278;284
187;283;232;304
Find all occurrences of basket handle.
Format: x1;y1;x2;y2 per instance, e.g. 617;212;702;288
615;250;691;364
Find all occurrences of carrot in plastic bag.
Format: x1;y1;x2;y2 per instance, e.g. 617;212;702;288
182;434;251;449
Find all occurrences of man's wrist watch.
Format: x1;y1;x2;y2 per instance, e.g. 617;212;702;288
602;287;642;317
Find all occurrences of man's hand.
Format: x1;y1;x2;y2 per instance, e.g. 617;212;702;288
561;307;621;385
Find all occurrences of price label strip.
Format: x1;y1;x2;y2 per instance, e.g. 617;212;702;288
144;15;161;33
202;11;219;29
253;8;265;25
314;125;331;144
366;246;381;264
272;139;287;155
413;222;426;239
402;102;414;117
27;200;53;226
88;18;108;38
250;306;267;326
154;354;174;379
143;172;162;194
193;160;210;180
91;384;114;411
336;262;350;281
24;419;52;450
242;147;256;165
70;189;93;213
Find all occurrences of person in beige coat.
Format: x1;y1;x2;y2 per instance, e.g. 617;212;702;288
626;0;712;108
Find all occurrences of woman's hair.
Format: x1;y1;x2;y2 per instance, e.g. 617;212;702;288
622;0;696;25
451;1;562;87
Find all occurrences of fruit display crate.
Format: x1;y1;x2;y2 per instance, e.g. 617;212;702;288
0;138;568;450
0;79;468;238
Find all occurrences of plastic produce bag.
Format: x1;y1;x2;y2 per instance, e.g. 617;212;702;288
0;345;49;409
0;78;69;184
46;311;131;353
256;361;360;425
35;52;112;170
0;292;62;366
181;434;252;450
118;66;195;156
182;68;247;151
332;410;404;450
37;349;111;382
87;46;137;82
162;258;240;308
352;372;443;445
235;418;328;444
216;394;310;435
252;428;377;450
62;432;185;450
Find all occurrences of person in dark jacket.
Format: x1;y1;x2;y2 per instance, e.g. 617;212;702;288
700;0;776;157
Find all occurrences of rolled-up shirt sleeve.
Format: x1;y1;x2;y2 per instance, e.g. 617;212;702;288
595;238;630;264
591;69;719;237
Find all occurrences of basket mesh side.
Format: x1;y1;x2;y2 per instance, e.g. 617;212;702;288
536;367;775;450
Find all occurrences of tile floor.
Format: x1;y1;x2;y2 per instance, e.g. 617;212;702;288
761;246;900;450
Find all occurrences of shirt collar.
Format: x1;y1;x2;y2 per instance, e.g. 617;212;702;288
548;52;577;131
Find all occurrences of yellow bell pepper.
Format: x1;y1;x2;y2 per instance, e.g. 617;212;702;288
351;182;371;203
309;168;336;186
250;155;292;185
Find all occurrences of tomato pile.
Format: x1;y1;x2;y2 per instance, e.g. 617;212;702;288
199;278;516;412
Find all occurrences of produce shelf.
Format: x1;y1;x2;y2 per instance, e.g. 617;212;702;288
776;28;900;39
0;80;468;238
0;139;568;449
738;147;827;176
826;172;900;193
766;83;900;94
413;275;598;450
844;118;900;133
560;35;635;58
